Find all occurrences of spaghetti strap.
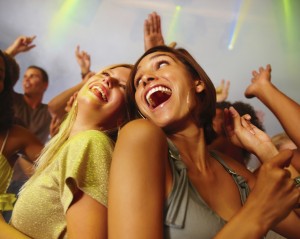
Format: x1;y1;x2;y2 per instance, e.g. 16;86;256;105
209;150;251;205
0;130;9;154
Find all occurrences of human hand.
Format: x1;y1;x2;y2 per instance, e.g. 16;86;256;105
49;116;61;138
65;92;78;113
216;79;230;102
5;35;36;57
224;106;277;161
75;45;91;76
245;64;272;99
144;12;165;51
245;150;300;230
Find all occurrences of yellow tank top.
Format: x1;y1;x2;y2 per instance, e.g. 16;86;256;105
0;130;16;211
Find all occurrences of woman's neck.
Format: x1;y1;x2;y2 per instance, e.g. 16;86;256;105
167;124;210;172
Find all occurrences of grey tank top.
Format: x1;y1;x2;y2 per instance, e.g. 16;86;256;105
164;139;250;239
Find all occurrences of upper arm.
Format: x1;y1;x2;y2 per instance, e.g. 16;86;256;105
66;191;107;239
108;119;168;239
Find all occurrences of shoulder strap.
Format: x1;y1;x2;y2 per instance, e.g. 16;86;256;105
209;150;250;204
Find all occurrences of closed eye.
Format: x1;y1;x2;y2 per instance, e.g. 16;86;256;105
102;71;110;77
119;83;126;90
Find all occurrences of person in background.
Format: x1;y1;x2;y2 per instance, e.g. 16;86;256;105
0;50;43;213
210;100;265;171
3;36;52;222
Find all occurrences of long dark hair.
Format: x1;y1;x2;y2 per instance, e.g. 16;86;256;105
0;50;15;132
126;46;217;144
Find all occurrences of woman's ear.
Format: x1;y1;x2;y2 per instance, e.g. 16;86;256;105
194;80;205;93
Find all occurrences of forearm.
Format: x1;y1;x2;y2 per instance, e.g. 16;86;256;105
214;205;268;239
5;46;17;57
48;82;83;118
0;220;31;239
255;144;299;178
256;83;300;148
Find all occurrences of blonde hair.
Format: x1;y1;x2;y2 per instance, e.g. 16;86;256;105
271;132;295;150
22;63;133;190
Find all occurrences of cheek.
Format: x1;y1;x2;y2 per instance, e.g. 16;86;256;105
134;91;143;109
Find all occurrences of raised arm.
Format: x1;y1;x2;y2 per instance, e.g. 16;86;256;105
47;76;89;119
48;45;94;120
224;106;299;178
5;35;36;57
144;12;165;51
75;45;91;78
216;79;230;102
245;64;300;170
245;64;300;149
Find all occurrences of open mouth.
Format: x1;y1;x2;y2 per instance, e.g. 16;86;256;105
145;85;172;108
91;85;108;102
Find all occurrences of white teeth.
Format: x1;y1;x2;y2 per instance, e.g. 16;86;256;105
91;85;107;101
146;86;171;105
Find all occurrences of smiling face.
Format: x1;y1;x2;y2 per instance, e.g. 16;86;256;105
76;65;132;130
133;51;203;131
22;67;48;96
127;46;217;142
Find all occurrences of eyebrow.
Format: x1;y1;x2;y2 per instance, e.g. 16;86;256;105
135;53;177;76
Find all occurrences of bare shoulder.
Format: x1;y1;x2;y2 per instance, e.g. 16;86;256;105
114;119;168;165
119;119;166;143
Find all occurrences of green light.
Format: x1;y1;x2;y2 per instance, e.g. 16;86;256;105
282;0;294;46
228;0;251;50
49;0;80;44
167;6;181;43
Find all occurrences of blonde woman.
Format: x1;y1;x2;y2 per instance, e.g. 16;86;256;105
0;63;132;239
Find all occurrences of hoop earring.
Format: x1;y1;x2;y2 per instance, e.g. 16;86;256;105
137;110;146;119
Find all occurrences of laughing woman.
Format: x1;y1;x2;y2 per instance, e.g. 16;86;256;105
108;46;300;239
0;63;132;238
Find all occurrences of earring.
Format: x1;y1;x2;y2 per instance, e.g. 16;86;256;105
137;110;146;119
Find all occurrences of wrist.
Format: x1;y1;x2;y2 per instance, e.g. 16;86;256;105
5;47;17;57
256;144;278;163
81;70;90;79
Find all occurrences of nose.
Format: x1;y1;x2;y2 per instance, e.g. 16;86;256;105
102;77;113;88
141;73;157;86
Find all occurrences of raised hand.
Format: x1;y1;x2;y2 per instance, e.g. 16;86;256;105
216;79;230;102
224;106;277;161
144;12;165;51
5;35;36;57
245;64;272;99
75;45;91;77
65;92;78;113
49;116;61;138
